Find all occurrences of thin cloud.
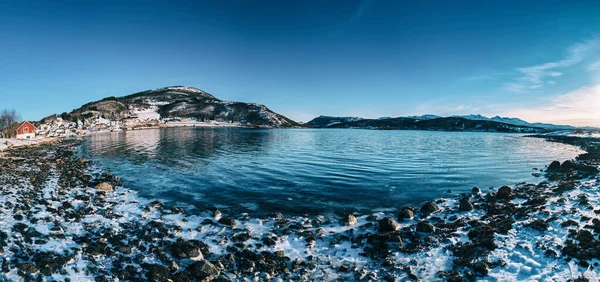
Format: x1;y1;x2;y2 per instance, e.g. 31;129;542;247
589;60;600;71
504;39;600;93
502;84;600;127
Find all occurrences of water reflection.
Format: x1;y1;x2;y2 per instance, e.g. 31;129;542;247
81;128;584;216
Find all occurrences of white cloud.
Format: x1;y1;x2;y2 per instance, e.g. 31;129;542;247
502;84;600;127
505;39;600;92
589;60;600;71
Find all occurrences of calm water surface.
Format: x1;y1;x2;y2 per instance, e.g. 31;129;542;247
80;128;583;215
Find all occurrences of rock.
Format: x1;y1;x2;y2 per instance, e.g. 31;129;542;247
95;182;113;192
398;207;414;221
525;196;546;206
525;219;548;231
472;187;481;194
416;220;435;233
119;246;133;254
339;214;358;226
548;160;561;171
143;264;170;282
378;217;399;233
421;201;440;214
218;217;236;228
459;198;474;211
185;260;220;279
496;186;512;200
561;160;576;171
170;239;202;259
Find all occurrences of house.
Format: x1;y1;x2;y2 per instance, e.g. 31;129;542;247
5;121;36;139
121;117;139;129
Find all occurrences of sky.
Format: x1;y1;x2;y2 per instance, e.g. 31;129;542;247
1;0;600;126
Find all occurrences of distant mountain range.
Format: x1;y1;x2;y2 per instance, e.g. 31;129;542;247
304;114;577;133
36;86;586;133
43;86;299;128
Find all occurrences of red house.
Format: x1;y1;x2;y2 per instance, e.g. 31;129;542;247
5;121;36;139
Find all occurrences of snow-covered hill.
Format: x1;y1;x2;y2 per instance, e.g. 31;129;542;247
41;86;298;133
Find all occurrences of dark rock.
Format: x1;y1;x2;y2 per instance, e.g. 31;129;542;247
185;260;220;279
525;219;548;231
398;207;414;221
143;264;170;282
218;217;236;228
548;161;561;171
459;198;474;211
416;221;435;233
561;160;576;171
378;217;399;233
421;201;440;214
472;187;481;194
169;239;201;259
496;186;512;200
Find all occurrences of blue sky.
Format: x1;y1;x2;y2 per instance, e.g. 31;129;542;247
1;0;600;126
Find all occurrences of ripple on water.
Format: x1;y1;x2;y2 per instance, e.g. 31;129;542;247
80;128;584;215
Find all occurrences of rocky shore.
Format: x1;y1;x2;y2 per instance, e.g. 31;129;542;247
0;136;599;281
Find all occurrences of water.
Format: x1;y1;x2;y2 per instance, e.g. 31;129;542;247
80;128;583;216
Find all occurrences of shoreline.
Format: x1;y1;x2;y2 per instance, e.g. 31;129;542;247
0;136;598;281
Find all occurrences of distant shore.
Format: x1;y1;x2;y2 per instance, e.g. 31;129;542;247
0;135;598;281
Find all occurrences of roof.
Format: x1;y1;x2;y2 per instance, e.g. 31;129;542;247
6;121;36;133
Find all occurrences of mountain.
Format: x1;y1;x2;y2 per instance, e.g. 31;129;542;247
304;116;363;128
406;114;441;120
52;86;298;128
305;116;547;133
456;114;574;130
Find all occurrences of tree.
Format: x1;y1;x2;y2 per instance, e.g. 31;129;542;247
0;109;22;138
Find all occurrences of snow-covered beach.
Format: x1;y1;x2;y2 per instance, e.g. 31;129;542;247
0;136;598;281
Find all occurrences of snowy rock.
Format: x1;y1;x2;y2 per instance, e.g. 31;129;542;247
339;214;358;226
94;182;113;192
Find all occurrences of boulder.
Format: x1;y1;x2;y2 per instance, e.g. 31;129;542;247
170;239;202;259
95;182;113;192
561;160;576;171
339;214;358;226
416;221;435;233
547;160;561;171
378;217;399;233
421;201;440;214
185;260;220;279
459;198;474;211
496;186;512;200
218;217;236;228
398;207;414;221
472;187;481;194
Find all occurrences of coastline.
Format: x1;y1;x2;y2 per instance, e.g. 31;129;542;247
0;136;598;281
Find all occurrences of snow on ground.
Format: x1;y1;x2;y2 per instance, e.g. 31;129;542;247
132;107;161;122
162;121;242;128
0;137;52;152
544;130;600;138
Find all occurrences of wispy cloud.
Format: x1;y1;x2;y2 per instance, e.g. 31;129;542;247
502;84;600;127
589;60;600;71
504;39;600;93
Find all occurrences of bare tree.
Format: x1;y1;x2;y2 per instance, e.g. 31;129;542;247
0;109;22;138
